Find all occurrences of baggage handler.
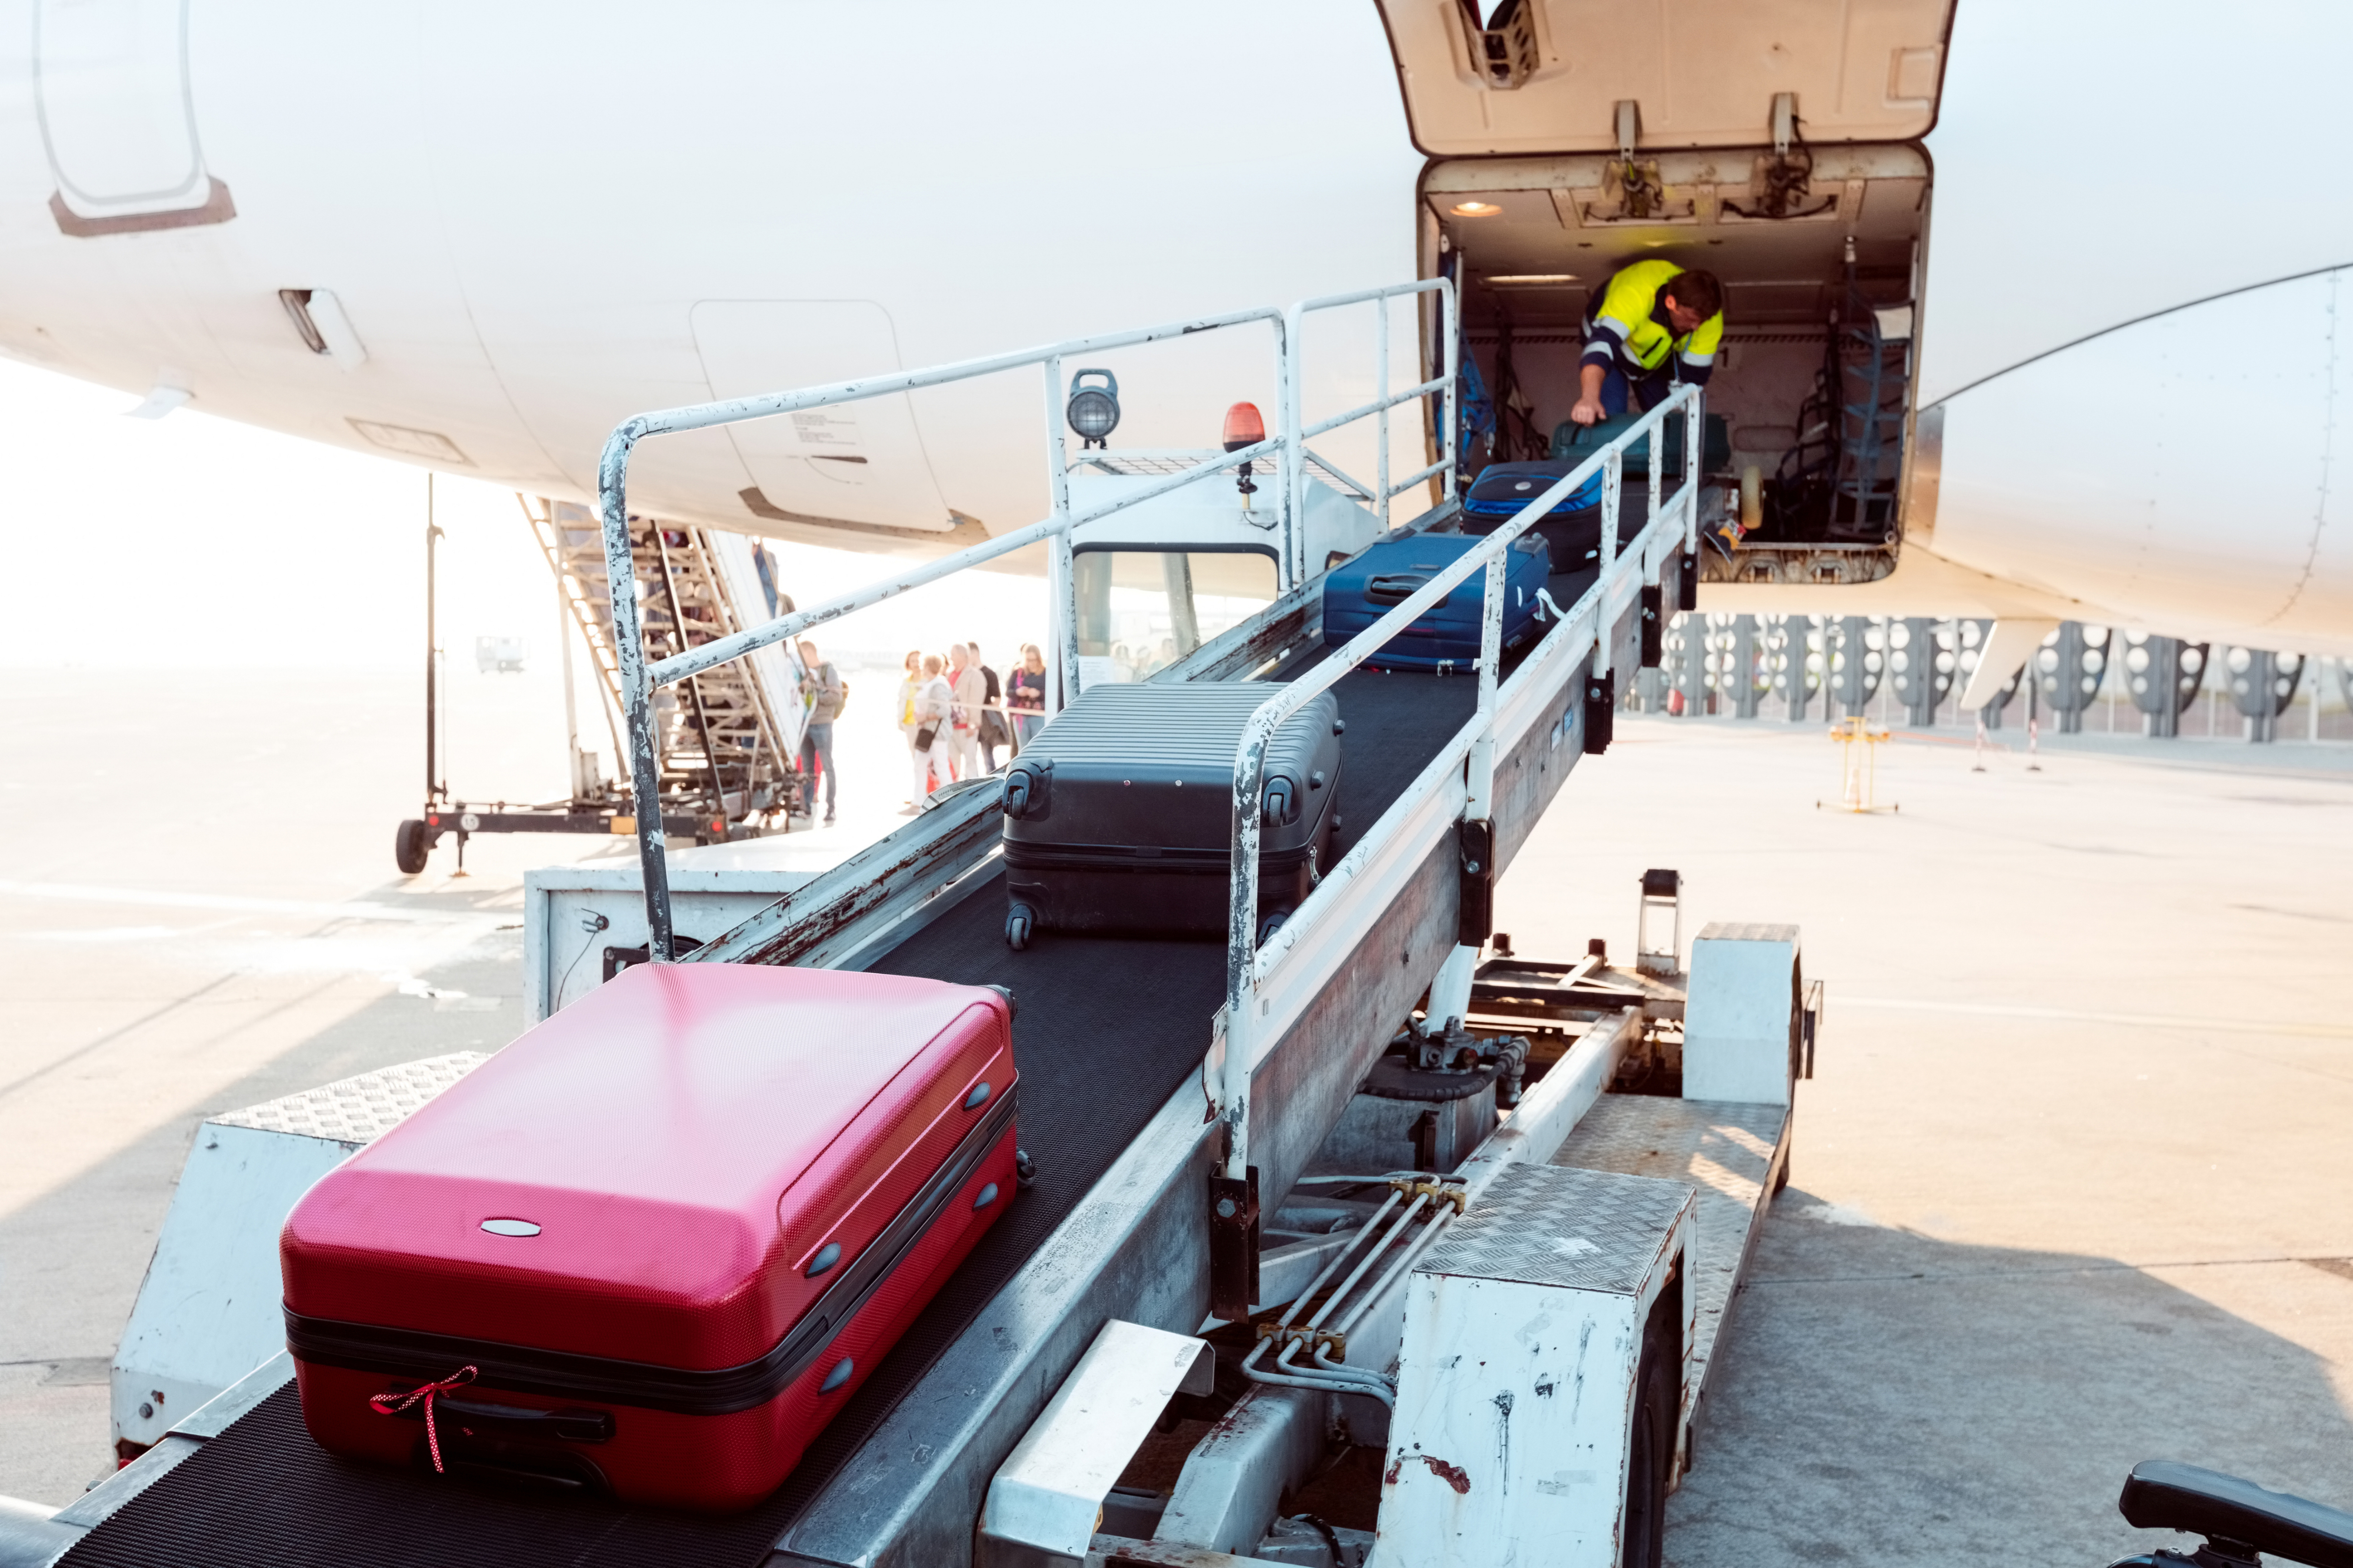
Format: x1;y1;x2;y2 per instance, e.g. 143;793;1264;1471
1567;259;1724;426
1565;259;1739;555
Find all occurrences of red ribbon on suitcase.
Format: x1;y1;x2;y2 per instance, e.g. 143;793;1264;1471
368;1365;478;1473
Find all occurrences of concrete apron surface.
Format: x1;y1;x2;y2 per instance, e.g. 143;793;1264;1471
4;670;2350;1567
1497;716;2353;1568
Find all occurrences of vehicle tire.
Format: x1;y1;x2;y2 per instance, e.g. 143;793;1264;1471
1005;905;1034;951
1621;1320;1675;1568
394;819;432;875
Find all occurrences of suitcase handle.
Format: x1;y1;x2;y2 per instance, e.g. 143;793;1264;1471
1365;572;1448;608
1004;760;1052;819
385;1390;614;1444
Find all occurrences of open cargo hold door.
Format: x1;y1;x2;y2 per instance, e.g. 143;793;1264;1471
1376;0;1954;156
1394;1;1954;589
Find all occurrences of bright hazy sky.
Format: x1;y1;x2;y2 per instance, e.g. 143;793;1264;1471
0;356;1048;675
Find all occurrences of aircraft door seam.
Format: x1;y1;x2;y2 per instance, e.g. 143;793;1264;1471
1924;261;2353;413
2261;268;2340;629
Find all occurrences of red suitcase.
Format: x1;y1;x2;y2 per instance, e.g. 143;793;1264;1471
279;963;1018;1512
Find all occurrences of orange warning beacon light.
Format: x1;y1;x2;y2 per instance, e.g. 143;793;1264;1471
1223;402;1265;501
1222;401;1266;452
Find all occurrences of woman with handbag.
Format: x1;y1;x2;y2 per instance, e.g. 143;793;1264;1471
902;653;954;814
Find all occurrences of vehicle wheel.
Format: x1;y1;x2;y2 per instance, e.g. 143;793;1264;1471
1621;1320;1675;1568
1005;905;1034;951
394;819;431;875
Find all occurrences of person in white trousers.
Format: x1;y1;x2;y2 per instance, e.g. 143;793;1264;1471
903;653;953;814
946;642;988;782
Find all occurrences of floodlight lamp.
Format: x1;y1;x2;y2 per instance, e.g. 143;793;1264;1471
1066;368;1120;448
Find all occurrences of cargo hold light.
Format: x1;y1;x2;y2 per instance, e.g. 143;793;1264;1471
1224;402;1264;505
1451;201;1503;217
1485;273;1579;285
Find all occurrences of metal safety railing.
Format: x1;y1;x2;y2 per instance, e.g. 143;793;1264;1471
596;282;1457;960
1214;382;1702;1185
1279;283;1460;577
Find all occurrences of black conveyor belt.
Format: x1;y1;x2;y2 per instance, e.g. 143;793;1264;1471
60;667;1477;1568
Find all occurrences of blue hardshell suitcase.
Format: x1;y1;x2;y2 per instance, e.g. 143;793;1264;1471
1322;531;1552;674
1461;460;1606;569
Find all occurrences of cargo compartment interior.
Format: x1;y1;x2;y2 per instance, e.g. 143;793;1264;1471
1422;141;1928;585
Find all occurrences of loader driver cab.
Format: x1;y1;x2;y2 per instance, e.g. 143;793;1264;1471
1568;261;1725;428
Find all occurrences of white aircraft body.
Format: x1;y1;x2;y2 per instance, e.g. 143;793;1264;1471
0;0;2345;658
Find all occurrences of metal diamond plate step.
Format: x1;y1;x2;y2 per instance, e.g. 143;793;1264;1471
1549;1093;1789;1420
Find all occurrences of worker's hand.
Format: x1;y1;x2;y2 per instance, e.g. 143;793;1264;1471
1569;396;1605;427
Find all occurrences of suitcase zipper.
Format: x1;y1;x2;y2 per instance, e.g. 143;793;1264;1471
285;1083;1019;1417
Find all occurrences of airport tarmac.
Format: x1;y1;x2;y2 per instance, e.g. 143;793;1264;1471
1503;720;2353;1566
3;671;2349;1565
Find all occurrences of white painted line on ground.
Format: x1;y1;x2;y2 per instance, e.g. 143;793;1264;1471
1838;996;2353;1039
0;880;498;926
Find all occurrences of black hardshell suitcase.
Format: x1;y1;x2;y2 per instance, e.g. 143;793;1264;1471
1000;683;1343;948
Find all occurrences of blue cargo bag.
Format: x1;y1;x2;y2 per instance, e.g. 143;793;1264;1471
1322;531;1552;674
1461;459;1606;569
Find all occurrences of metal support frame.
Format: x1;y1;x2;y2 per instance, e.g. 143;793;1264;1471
1731;614;1765;719
596;283;1461;963
422;478;445;808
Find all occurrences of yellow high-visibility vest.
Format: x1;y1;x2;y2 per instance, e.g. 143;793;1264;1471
1583;260;1723;376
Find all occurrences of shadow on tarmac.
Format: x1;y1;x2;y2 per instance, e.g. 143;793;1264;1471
1670;1185;2353;1567
0;943;530;1504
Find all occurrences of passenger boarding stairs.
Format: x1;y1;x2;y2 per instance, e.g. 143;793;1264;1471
525;498;810;828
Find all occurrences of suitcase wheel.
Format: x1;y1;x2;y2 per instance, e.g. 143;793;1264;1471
1005;904;1035;950
1258;909;1290;945
1015;1149;1037;1188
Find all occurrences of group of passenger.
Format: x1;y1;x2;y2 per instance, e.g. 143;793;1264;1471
785;638;1052;823
894;642;1051;815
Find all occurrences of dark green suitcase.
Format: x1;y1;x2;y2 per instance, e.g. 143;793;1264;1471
1551;411;1731;479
